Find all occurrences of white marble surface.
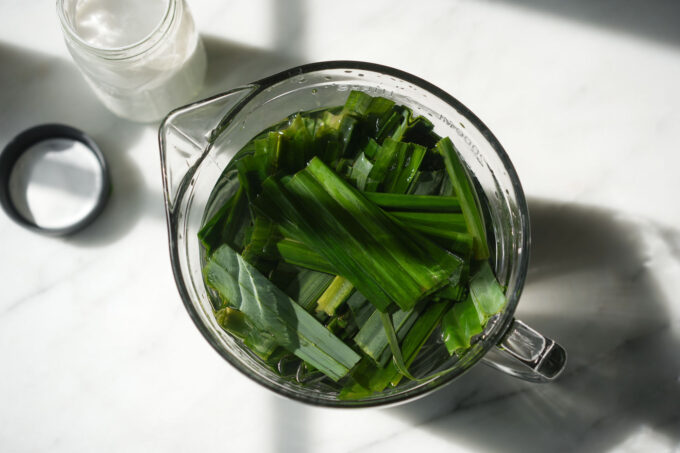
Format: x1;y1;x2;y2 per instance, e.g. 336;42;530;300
2;0;680;451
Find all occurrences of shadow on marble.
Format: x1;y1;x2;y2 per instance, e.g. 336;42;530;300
65;126;156;247
270;395;311;453
199;34;308;99
199;0;308;99
387;198;680;452
0;42;151;246
492;0;680;48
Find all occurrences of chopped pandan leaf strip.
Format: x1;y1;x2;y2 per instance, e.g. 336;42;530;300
376;108;408;142
354;302;424;367
322;137;343;166
280;114;313;173
436;137;489;260
397;226;473;258
302;157;464;310
337;115;358;158
469;261;507;316
380;311;420;381
342;90;375;115
387;211;473;255
254;131;283;175
363;192;461;212
307;117;334;160
215;307;278;360
441;262;507;356
372;107;425;184
318;110;343;130
276;111;348;170
389;211;467;233
302;116;317;136
373;139;425;195
310;110;358;162
241;216;281;272
388;108;410;142
225;189;252;253
362;138;381;160
343;92;401;155
310;117;342;165
204;245;360;381
435;284;468;302
394;143;427;194
382;140;410;192
441;294;484;354
236;152;269;203
365;138;405;191
346;292;373;329
407;171;421;194
316;276;354;316
349;152;373;191
366;96;397;120
284;268;335;313
275;237;337;275
198;191;237;255
343;91;395;120
199;186;250;254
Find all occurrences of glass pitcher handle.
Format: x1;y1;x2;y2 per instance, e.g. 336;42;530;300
482;319;567;382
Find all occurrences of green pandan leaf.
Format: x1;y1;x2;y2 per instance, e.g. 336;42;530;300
204;245;360;381
215;307;278;360
442;262;507;355
436;137;489;260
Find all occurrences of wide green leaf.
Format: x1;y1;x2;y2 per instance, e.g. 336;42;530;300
442;262;507;355
215;307;278;360
204;245;361;381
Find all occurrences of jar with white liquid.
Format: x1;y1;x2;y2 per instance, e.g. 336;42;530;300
57;0;207;122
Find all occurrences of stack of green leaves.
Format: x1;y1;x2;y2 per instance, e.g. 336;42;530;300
199;90;508;398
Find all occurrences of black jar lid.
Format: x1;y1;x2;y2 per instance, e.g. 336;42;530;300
0;124;110;236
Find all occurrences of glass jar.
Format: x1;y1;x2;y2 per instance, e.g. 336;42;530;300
56;0;207;122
